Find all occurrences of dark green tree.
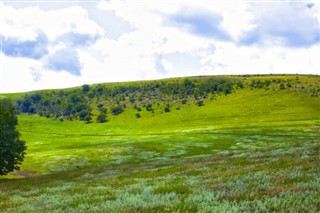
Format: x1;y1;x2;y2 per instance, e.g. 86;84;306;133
135;113;141;118
96;112;107;123
84;114;92;123
87;91;95;99
0;99;27;175
79;110;90;121
164;104;171;112
111;106;123;116
145;103;153;111
196;100;204;106
82;84;90;93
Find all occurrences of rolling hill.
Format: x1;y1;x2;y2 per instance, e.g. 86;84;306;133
1;75;319;212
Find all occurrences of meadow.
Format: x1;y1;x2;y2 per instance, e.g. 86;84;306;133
0;75;319;212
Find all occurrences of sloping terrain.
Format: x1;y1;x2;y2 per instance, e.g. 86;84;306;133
0;75;319;212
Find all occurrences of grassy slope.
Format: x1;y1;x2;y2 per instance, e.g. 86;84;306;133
0;75;319;212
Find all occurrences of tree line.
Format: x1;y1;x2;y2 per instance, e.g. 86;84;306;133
15;76;315;123
15;78;242;122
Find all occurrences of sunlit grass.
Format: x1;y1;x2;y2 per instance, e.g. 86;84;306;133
0;75;319;212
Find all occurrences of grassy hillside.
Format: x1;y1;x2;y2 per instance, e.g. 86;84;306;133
1;75;319;212
10;75;320;123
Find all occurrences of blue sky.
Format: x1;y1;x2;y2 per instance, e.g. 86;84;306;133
0;0;319;92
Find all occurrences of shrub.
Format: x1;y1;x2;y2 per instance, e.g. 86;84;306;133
111;106;124;116
97;112;107;123
164;104;170;112
196;100;204;107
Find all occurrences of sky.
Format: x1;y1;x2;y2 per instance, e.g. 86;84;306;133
0;0;319;93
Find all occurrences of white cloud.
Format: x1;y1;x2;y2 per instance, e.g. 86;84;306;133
202;44;320;75
0;52;84;93
80;36;163;82
0;1;319;93
1;53;37;92
239;2;320;47
161;58;173;71
0;3;104;41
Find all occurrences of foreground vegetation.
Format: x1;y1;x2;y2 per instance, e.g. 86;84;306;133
0;99;26;175
0;75;319;212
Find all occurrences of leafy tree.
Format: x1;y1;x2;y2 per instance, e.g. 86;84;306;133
79;110;90;121
237;81;244;89
134;105;142;111
0;99;27;175
82;84;90;93
21;98;32;113
97;103;104;109
145;103;153;111
129;95;135;103
111;106;123;116
97;104;107;114
164;104;171;112
97;112;107;123
68;93;83;104
135;113;141;118
181;99;187;104
95;85;104;96
30;93;41;104
87;91;95;99
196;100;204;106
74;103;88;113
42;98;50;106
63;103;73;117
280;83;286;90
84;114;92;123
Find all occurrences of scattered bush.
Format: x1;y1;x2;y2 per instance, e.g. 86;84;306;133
97;112;107;123
164;104;171;113
111;106;124;116
196;100;204;107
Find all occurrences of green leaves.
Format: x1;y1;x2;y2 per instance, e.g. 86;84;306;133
0;99;27;175
96;112;107;123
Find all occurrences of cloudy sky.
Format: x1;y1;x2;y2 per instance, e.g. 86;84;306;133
1;0;319;93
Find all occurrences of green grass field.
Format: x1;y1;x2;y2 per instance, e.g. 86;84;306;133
1;75;320;212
